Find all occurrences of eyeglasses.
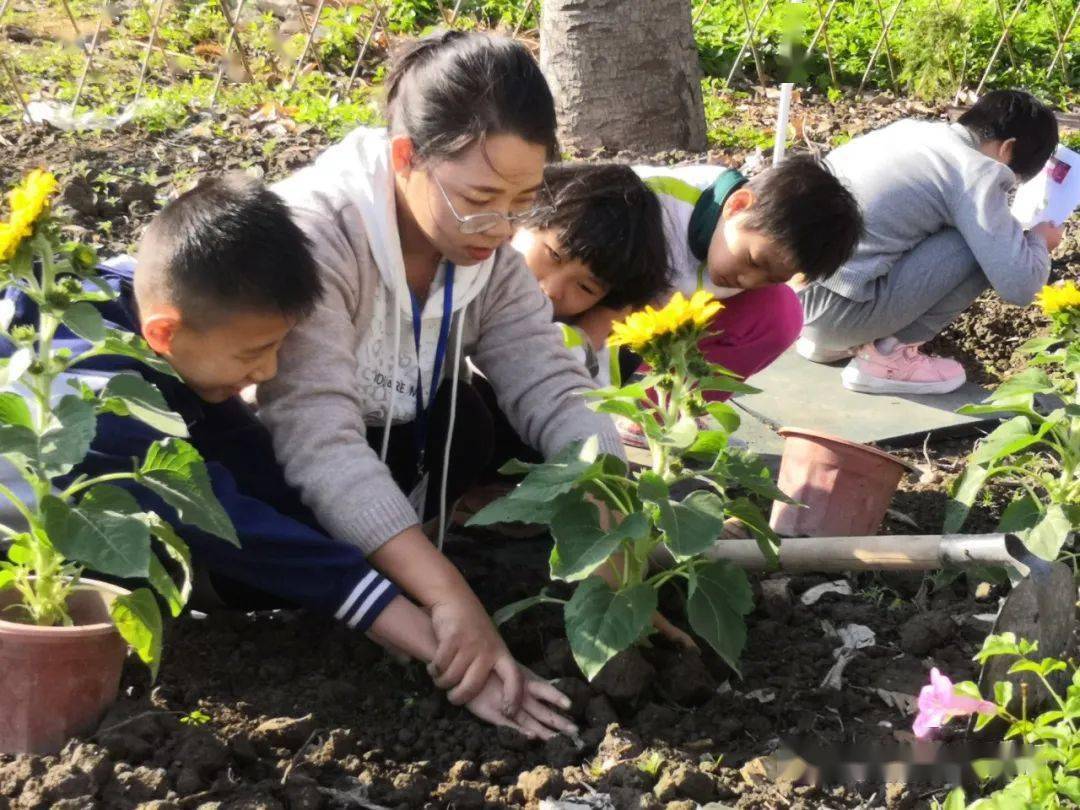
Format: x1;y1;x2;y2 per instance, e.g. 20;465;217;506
431;172;555;235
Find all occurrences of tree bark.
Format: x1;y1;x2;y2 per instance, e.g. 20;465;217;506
540;0;707;154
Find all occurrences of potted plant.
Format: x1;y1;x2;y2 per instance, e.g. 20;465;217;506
0;169;238;754
470;291;789;680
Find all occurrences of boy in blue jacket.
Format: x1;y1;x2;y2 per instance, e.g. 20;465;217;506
0;173;573;739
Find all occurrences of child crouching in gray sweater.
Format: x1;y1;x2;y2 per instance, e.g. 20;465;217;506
797;90;1064;395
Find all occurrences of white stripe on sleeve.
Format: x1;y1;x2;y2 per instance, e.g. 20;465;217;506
346;579;394;629
334;569;379;620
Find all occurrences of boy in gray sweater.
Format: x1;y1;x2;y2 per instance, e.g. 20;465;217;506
797;90;1064;395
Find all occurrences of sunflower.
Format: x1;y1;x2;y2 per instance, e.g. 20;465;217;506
1036;282;1080;317
609;290;722;352
0;170;59;262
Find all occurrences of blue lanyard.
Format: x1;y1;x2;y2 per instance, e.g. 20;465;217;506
409;263;455;467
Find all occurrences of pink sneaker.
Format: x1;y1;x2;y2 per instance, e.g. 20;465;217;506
841;342;966;395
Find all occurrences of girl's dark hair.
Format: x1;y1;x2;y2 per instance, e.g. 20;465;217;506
384;30;558;162
958;90;1058;181
525;163;672;309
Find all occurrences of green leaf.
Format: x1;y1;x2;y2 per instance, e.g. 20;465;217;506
6;534;32;564
0;392;32;428
998;493;1043;534
1008;658;1067;678
595;399;642;420
564;578;656;681
989;368;1054;403
970;416;1040;465
709;451;794;503
699;375;759;395
658;413;698;449
99;330;178;378
954;680;984;700
1025;503;1071;561
498;439;601;503
657;496;725;561
468;490;579;527
1066;344;1080;375
725;496;781;568
147;555;184;618
584;382;649;402
706;402;741;434
44;486;151;578
975;632;1022;663
0;423;38;460
959;400;1031;416
110;588;163;680
40;395;96;475
686;561;754;674
636;471;669;502
144;513;192;615
61;302;106;341
608;342;623;388
493;588;563;626
685;430;730;460
945;464;993;532
137;439;238;545
995;680;1014;709
601;454;628;478
971;758;1004;782
1020;336;1061;356
939;787;967;810
550;507;650;582
496;458;534;476
0;349;32;387
100;374;189;437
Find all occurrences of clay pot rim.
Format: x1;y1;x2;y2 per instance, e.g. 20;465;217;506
777;427;918;473
0;577;129;638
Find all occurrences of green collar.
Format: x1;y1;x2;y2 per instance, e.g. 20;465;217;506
688;169;748;262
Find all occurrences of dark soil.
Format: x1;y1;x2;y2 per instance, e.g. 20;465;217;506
1;91;1078;809
1;533;995;810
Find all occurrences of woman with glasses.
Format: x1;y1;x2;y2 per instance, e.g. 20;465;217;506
258;31;627;721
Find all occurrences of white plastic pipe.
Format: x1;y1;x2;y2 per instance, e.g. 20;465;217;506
773;81;794;166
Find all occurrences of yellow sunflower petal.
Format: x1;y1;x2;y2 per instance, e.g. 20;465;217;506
607;289;723;351
1037;282;1080;316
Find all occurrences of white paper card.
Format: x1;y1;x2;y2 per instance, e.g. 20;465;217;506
1012;145;1080;227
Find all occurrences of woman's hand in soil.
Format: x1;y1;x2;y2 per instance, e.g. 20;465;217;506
465;669;578;740
428;593;525;715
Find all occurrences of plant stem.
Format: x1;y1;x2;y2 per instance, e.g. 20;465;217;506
0;481;36;528
592;479;631;516
60;472;137;500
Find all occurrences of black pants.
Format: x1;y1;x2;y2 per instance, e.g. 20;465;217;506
366;379;539;521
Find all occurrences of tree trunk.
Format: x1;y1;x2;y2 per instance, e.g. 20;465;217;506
540;0;707;154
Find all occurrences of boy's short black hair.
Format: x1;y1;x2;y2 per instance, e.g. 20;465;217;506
524;163;671;309
743;155;862;283
958;90;1059;181
138;173;322;327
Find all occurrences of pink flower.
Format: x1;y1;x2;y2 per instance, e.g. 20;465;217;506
913;668;996;739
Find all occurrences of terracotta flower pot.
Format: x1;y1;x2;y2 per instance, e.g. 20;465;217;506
0;578;129;754
769;427;913;538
